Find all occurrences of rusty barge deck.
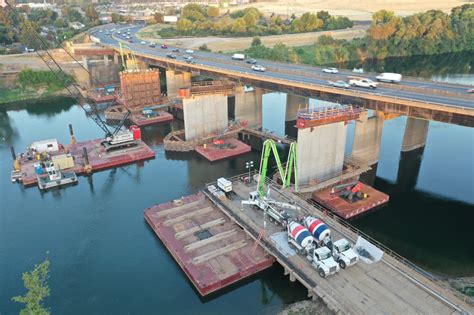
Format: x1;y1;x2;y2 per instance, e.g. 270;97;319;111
144;192;274;296
312;182;389;219
18;138;155;187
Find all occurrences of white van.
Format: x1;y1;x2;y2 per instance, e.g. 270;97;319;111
232;53;245;60
375;72;402;83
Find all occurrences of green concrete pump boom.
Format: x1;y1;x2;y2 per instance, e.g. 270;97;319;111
257;139;298;197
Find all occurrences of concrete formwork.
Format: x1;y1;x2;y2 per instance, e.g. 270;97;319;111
183;94;228;141
286;94;309;121
351;111;385;165
402;117;429;152
297;122;347;185
234;86;263;127
166;70;191;98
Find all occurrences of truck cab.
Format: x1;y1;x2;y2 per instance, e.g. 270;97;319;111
332;238;359;269
309;246;340;278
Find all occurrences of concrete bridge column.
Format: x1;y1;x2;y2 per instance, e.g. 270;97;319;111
297;122;348;185
351;111;385;165
103;55;109;66
82;56;89;71
402;117;429;152
166;70;191;99
113;53;119;65
234;86;263;127
182;93;228;141
286;94;308;121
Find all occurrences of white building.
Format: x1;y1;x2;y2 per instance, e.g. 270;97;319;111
163;15;178;23
69;22;85;30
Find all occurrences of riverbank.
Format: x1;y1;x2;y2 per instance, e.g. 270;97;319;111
278;299;333;315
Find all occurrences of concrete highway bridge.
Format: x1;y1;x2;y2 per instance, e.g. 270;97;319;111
85;24;474;128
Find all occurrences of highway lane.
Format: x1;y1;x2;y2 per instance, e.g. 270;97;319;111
89;25;474;109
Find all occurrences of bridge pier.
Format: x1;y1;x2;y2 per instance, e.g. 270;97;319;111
103;55;109;66
182;93;228;141
297;122;347;185
351;111;385;165
402;117;429;152
166;70;191;98
234;86;263;127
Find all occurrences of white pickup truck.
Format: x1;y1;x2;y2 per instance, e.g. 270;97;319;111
349;78;378;89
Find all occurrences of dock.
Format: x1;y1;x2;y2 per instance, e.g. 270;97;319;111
145;174;471;313
17;138;155;187
144;192;274;296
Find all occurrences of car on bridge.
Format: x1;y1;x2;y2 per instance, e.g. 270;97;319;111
328;80;350;89
252;65;266;72
246;59;257;64
185;49;194;54
161;44;168;49
468;88;474;93
172;48;179;52
140;41;146;45
322;67;339;74
166;53;177;59
149;42;156;48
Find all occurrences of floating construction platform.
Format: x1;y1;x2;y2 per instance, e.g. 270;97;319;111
195;138;251;162
16;138;155;187
130;110;173;126
144;175;470;313
144;192;274;296
312;182;389;219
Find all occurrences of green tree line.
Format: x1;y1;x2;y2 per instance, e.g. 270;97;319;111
245;5;474;65
158;5;353;38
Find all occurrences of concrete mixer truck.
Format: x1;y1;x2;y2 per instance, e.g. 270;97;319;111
287;221;340;278
304;216;359;269
304;216;333;248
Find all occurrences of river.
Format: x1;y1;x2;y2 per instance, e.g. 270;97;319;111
0;65;473;313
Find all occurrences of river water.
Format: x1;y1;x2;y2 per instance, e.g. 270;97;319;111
0;66;473;313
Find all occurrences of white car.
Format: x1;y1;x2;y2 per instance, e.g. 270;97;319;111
353;68;364;73
251;64;266;72
322;67;339;74
140;41;146;45
329;80;350;88
185;49;194;54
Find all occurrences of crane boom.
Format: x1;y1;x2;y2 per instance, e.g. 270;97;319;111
5;1;129;138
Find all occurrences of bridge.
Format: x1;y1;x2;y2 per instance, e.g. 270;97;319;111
86;24;474;127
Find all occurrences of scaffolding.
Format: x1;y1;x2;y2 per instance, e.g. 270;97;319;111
297;105;362;129
119;69;162;108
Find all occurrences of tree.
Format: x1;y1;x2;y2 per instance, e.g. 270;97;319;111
68;9;82;23
177;18;193;33
84;4;98;22
154;13;164;24
111;13;120;23
181;4;205;22
207;6;219;18
199;44;210;51
231;17;246;35
251;36;262;46
19;21;42;50
12;257;50;315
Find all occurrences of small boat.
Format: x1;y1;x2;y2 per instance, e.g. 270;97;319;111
35;161;77;190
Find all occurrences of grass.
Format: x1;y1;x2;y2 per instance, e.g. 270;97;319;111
0;85;65;104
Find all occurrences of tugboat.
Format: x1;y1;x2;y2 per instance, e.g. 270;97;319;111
35;160;77;190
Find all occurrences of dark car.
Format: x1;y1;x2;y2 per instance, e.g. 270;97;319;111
246;59;257;64
186;59;196;64
166;53;176;59
161;44;168;49
172;48;179;52
128;39;133;43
